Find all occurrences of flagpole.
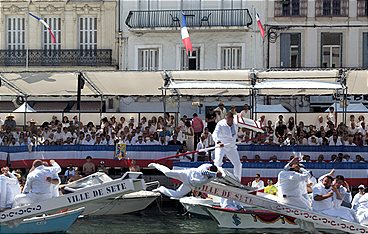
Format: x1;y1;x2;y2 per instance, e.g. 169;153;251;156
26;11;29;71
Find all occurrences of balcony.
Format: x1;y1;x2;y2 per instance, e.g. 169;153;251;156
0;49;112;66
125;9;252;30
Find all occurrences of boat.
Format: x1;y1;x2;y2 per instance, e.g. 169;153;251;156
179;196;219;217
63;173;161;216
0;207;84;234
0;172;145;223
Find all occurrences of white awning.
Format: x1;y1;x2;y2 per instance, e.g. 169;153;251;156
170;70;250;81
13;103;37;113
257;70;340;79
325;103;368;113
167;81;251;90
346;70;368;95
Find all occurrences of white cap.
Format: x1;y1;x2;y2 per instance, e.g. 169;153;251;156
358;184;365;189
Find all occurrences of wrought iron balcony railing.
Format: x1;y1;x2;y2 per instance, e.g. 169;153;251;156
0;49;112;66
125;9;253;29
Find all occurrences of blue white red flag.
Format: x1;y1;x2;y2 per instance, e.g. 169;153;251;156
181;14;193;54
29;13;56;44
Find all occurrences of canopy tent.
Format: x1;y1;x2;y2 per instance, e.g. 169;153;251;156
13;103;37;113
256;69;340;79
255;104;289;113
325;103;368;113
346;70;368;95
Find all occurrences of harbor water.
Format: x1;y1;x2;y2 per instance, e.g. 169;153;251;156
68;205;307;234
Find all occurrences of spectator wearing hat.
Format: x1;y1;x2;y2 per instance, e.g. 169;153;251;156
4;114;16;131
257;115;267;130
352;185;366;209
213;102;227;123
97;161;108;174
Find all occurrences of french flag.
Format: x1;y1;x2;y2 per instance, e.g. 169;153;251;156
256;12;265;39
29;12;56;44
181;14;193;54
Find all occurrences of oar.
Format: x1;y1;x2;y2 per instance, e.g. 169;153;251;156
154;144;229;161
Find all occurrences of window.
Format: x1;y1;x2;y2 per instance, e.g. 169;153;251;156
221;47;241;70
43;17;61;50
181;48;200;70
358;0;368;16
321;33;342;68
79;17;97;50
7;17;25;50
316;0;348;16
138;48;159;71
363;33;368;67
280;33;301;68
275;0;307;17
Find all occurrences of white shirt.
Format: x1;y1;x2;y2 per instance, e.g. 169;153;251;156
212;119;238;148
352;192;365;209
146;140;159;145
81;139;95;145
213;107;227;123
355;193;368;211
251;180;264;189
311;183;334;212
0;174;19;208
186;163;218;187
278;170;309;198
240;110;250;119
23;162;61;194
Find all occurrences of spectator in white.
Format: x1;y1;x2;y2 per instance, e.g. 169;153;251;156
349;122;358;135
286;117;296;136
300;155;311;163
240;104;250;119
354;193;368;225
195;135;207;162
213;102;227;123
315;116;325;130
0;167;20;210
257;115;267;130
269;155;280;163
61;116;70;128
326;106;336;126
13;159;61;208
202;127;214;147
9;137;20;146
352;185;366;209
62;127;73;142
183;120;195;151
81;133;95;145
146;135;159;145
135;136;146;145
119;116;127;128
212;112;241;180
281;132;293;146
53;126;63;142
312;175;356;222
149;163;221;199
192;113;204;147
277;157;311;210
358;121;367;135
140;116;148;129
172;126;185;143
106;134;114;145
329;135;343;146
308;135;319;146
343;154;353;162
178;115;188;132
251;174;264;189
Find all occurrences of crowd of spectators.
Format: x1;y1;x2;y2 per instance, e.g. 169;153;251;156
0;102;366;163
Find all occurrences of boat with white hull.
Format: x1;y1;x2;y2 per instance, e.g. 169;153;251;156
0;207;84;234
0;172;145;223
64;173;160;216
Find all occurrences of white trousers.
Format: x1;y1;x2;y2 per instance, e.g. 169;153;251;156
151;163;191;199
214;147;241;180
280;196;312;210
13;193;53;208
321;207;357;223
357;209;368;225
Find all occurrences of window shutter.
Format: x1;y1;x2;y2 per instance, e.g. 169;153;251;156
280;33;291;67
363;33;368;68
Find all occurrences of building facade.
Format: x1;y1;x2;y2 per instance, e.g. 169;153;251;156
0;0;117;70
118;0;266;71
267;0;368;68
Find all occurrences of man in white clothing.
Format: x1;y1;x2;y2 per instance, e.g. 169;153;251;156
278;157;312;210
212;112;241;180
352;184;366;209
13;159;61;208
354;193;368;225
149;163;221;199
312;175;356;222
0;167;20;211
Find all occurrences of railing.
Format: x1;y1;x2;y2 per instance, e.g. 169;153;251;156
125;9;253;29
274;0;308;17
315;0;349;17
0;49;112;66
357;0;368;16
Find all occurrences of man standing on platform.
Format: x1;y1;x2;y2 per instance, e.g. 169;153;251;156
212;112;241;180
